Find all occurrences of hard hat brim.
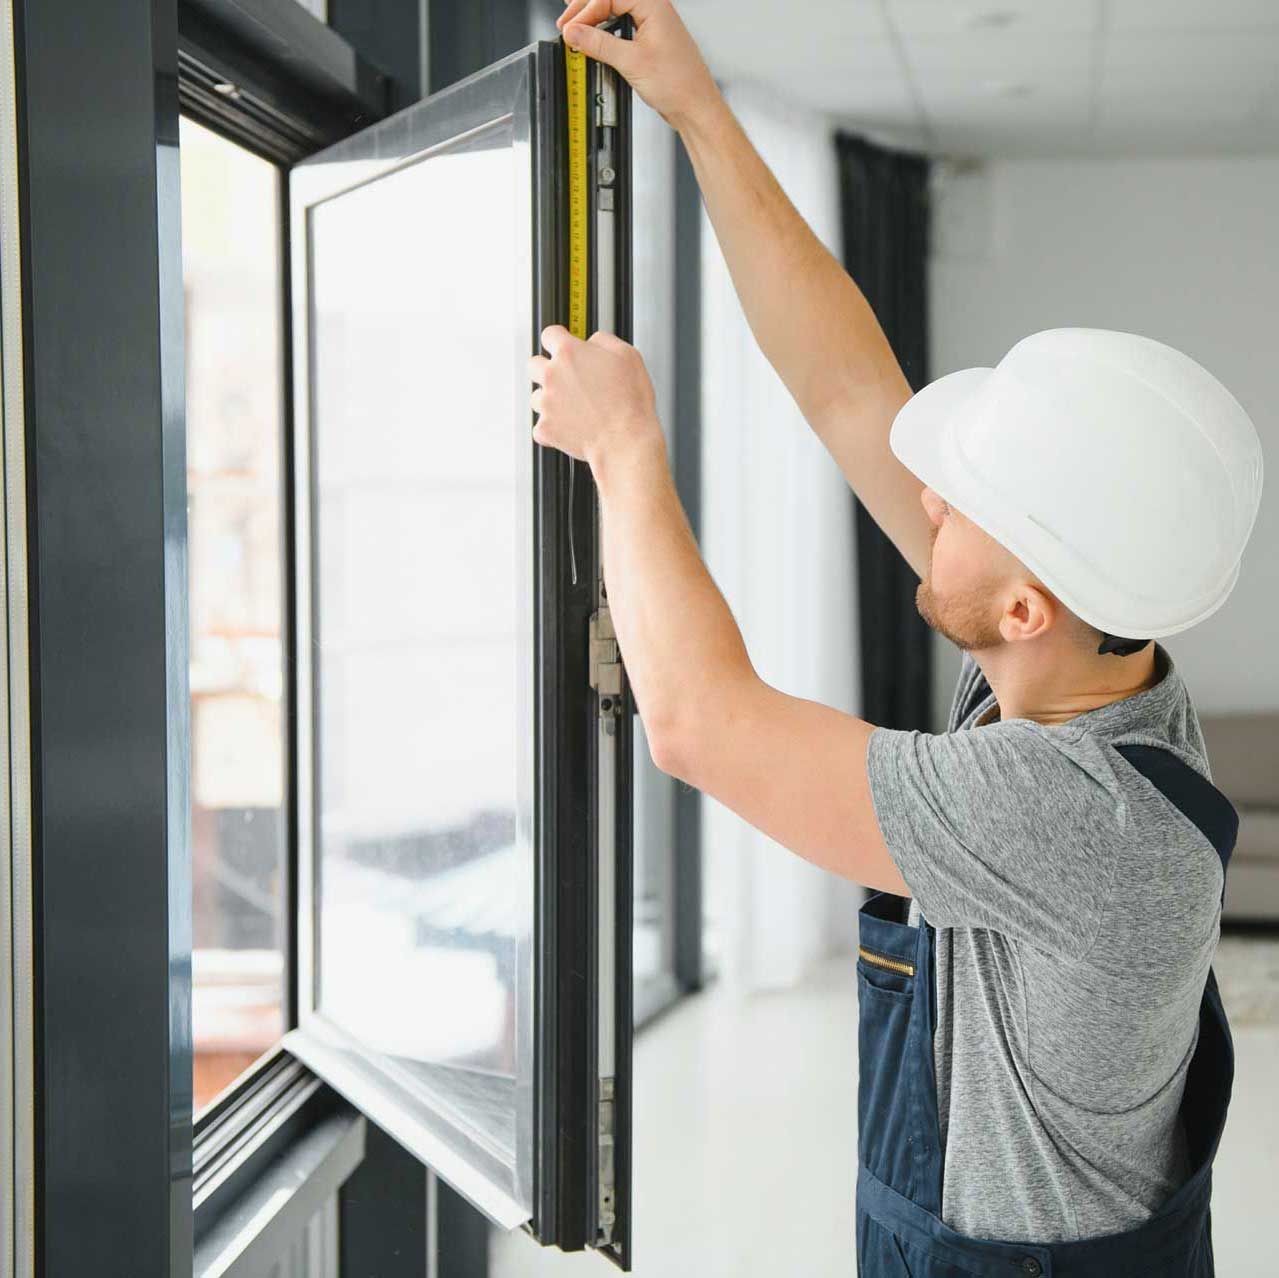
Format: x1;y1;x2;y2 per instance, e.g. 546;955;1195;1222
888;367;1242;640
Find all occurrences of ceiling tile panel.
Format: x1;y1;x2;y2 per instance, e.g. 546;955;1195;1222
1108;0;1279;31
784;70;919;120
905;30;1092;128
680;0;923;135
1099;91;1262;128
900;28;1092;77
886;0;1101;36
679;0;891;49
1100;32;1279;98
666;0;1279;157
683;12;899;81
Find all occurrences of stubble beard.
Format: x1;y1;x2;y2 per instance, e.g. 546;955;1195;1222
915;577;1004;652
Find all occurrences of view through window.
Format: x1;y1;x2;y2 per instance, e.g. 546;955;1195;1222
180;116;288;1112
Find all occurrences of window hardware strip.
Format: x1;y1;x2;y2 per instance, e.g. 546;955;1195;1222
567;33;629;1263
589;52;621;1251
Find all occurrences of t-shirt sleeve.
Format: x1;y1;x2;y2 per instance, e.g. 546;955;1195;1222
865;721;1121;956
946;651;990;732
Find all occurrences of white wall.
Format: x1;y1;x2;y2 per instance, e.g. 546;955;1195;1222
930;154;1279;718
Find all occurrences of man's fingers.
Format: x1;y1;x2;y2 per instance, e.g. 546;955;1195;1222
563;20;635;74
570;0;614;29
528;353;550;384
557;0;594;24
557;0;598;30
561;0;657;32
540;323;574;356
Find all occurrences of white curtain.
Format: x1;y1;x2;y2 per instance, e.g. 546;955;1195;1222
699;82;864;994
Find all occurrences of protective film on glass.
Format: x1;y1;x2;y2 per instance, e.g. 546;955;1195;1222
307;115;534;1205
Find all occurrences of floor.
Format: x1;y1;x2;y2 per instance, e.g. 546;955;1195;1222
489;938;1279;1277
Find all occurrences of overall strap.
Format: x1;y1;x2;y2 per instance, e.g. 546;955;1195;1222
1114;744;1239;901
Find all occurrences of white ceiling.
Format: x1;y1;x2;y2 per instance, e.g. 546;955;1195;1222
677;0;1279;156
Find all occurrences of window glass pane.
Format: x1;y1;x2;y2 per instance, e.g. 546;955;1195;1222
180;116;288;1112
306;118;534;1206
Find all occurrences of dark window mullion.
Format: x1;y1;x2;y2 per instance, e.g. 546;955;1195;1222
280;162;300;1038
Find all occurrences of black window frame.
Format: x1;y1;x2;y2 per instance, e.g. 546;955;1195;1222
280;32;638;1265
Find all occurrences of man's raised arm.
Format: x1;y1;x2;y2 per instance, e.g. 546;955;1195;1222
558;0;933;579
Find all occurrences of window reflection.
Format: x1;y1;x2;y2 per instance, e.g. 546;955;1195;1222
180;116;288;1112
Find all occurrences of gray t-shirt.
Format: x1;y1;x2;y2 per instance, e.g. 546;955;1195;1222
865;643;1222;1244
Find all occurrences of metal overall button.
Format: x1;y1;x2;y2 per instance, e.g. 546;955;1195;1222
1018;1258;1042;1277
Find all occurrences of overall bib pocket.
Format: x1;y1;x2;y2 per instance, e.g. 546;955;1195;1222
856;958;920;1198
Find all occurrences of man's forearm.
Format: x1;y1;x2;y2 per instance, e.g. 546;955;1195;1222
675;93;906;427
588;423;752;766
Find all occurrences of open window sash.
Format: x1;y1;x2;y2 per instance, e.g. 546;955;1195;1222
282;34;634;1267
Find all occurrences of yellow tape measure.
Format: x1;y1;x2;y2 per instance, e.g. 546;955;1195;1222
563;39;589;586
565;40;589;341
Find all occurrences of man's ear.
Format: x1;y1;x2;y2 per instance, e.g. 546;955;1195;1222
999;581;1056;644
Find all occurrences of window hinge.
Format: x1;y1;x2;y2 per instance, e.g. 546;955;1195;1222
589;605;624;726
595;66;616;214
596;1075;616;1245
594;67;618;128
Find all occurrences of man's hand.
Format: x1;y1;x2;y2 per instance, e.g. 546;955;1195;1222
528;325;661;467
556;0;719;132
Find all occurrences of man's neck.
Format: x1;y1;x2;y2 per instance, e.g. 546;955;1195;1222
973;643;1160;727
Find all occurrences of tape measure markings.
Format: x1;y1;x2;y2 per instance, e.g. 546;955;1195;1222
564;40;589;586
565;42;589;342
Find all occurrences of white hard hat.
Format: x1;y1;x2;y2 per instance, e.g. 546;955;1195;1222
890;328;1264;640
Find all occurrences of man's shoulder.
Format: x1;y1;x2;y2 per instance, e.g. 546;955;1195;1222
873;712;1129;827
1058;647;1207;768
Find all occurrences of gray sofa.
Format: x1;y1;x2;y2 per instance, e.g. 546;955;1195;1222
1198;714;1279;924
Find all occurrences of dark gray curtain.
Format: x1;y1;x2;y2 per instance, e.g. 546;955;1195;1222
835;133;933;731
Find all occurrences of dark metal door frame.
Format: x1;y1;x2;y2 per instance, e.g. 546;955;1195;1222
14;0;192;1270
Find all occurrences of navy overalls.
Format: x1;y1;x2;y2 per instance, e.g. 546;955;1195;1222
855;743;1239;1277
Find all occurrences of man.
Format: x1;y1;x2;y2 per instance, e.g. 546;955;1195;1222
530;2;1264;1273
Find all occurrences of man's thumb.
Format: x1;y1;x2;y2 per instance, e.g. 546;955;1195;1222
564;24;632;74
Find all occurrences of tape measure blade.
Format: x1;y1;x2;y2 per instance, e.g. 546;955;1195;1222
565;42;588;341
